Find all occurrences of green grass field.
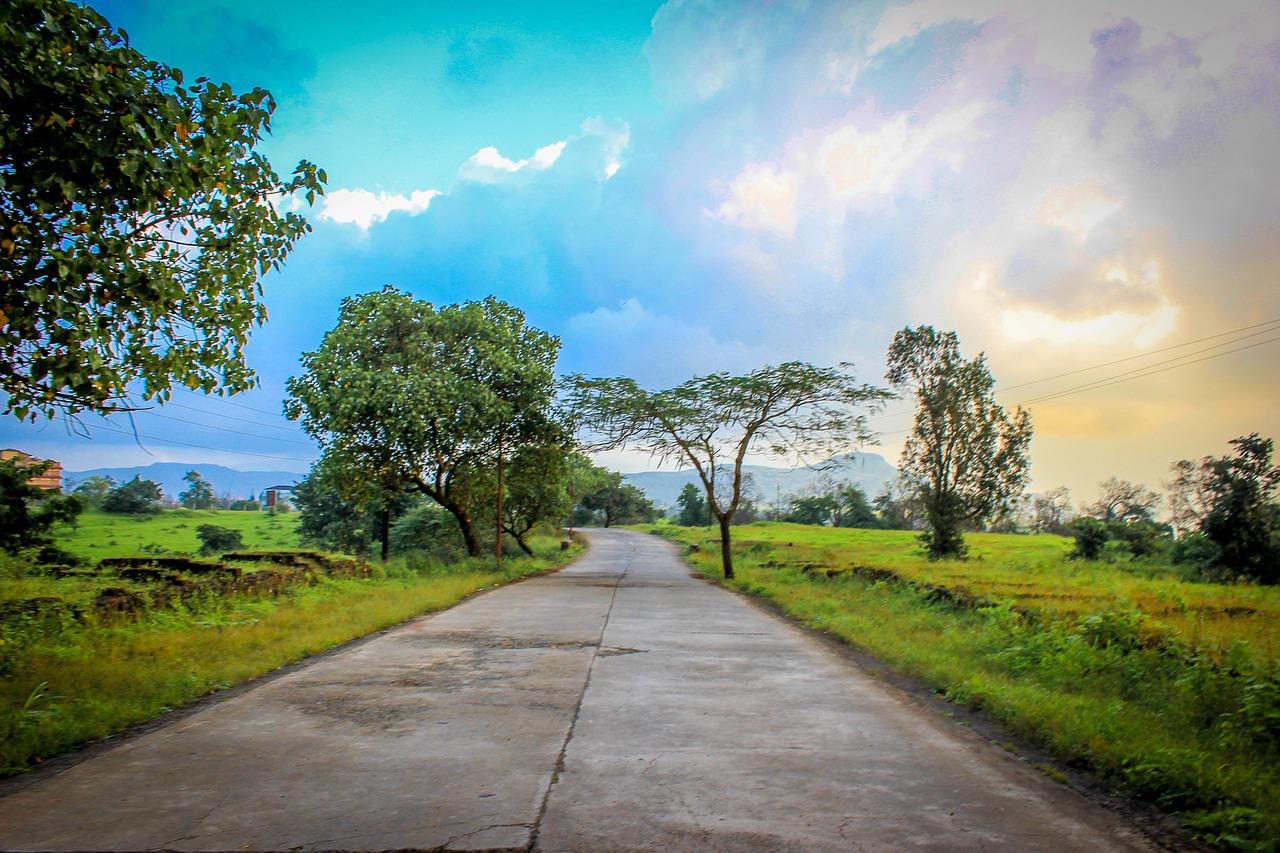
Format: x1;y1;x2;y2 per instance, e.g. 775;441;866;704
55;508;303;562
645;522;1280;851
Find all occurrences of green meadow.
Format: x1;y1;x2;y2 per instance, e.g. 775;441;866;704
647;522;1280;851
55;508;304;562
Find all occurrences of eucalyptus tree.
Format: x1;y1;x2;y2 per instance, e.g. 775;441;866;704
285;287;561;557
569;362;890;578
886;326;1032;560
1;0;324;420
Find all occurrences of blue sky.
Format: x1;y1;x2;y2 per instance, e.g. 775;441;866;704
4;0;1279;505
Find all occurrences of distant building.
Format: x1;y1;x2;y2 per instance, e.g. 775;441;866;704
264;484;296;510
1;448;64;491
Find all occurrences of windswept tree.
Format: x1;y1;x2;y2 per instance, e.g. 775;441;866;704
570;362;890;578
285;287;561;558
0;0;324;420
886;327;1032;560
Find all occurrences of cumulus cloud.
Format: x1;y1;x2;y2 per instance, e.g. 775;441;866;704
458;141;568;183
318;188;441;230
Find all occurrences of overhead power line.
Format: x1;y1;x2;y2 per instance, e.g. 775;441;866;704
1017;335;1280;406
88;421;316;463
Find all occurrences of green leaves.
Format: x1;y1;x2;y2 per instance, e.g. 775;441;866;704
0;0;326;420
285;287;563;558
886;326;1033;559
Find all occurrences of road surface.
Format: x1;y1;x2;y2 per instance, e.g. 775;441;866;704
0;528;1161;851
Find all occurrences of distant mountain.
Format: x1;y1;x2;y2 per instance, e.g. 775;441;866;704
623;452;897;510
63;462;303;501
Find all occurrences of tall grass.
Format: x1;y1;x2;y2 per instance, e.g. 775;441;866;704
0;540;579;775
647;522;1280;851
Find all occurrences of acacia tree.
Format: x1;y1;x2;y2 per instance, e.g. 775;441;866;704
0;0;324;420
285;287;561;558
886;327;1032;560
570;362;889;578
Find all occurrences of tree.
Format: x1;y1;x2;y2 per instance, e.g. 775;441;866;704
784;494;837;526
0;0;325;421
0;457;83;554
570;362;889;578
1081;477;1160;524
1173;434;1280;583
886;327;1032;560
71;474;114;509
500;440;573;555
195;524;242;557
675;482;710;526
179;470;216;510
101;475;161;514
285;287;561;558
832;482;879;529
1030;486;1072;535
577;477;656;527
292;465;375;556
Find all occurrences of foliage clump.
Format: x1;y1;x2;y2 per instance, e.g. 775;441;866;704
885;327;1032;560
0;0;325;420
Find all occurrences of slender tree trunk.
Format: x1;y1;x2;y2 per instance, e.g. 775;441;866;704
515;533;534;556
719;514;735;579
380;506;390;562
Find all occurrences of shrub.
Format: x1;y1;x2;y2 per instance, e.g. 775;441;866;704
195;525;243;557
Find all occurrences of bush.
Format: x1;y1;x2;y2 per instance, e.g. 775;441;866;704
195;525;243;557
102;477;162;515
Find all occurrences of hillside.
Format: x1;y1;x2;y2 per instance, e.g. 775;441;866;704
63;462;303;501
623;452;896;509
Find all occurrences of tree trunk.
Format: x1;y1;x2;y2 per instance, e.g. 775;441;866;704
515;533;534;556
380;506;390;563
719;514;735;579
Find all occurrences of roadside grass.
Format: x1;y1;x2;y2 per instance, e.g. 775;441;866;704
55;509;302;562
0;538;581;775
644;522;1280;851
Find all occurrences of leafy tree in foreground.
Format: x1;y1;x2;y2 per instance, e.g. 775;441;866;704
285;287;562;558
501;440;573;555
0;0;325;420
0;457;83;554
101;475;162;515
570;362;889;578
886;327;1032;560
179;470;216;510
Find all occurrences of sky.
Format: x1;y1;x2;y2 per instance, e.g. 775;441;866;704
3;0;1279;510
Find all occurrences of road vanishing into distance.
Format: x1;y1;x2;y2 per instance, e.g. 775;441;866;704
0;528;1166;852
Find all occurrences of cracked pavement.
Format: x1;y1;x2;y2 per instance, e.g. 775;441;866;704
0;529;1160;851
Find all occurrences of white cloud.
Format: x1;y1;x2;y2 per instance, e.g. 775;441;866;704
458;141;567;183
318;188;441;230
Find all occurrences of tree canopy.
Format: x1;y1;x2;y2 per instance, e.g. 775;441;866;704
0;0;325;420
886;326;1032;560
285;287;562;557
0;456;83;555
569;362;889;578
179;470;216;510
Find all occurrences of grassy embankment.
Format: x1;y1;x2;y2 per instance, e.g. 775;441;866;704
1;509;581;774
646;522;1280;851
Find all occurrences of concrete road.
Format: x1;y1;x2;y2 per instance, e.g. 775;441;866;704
0;528;1160;852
